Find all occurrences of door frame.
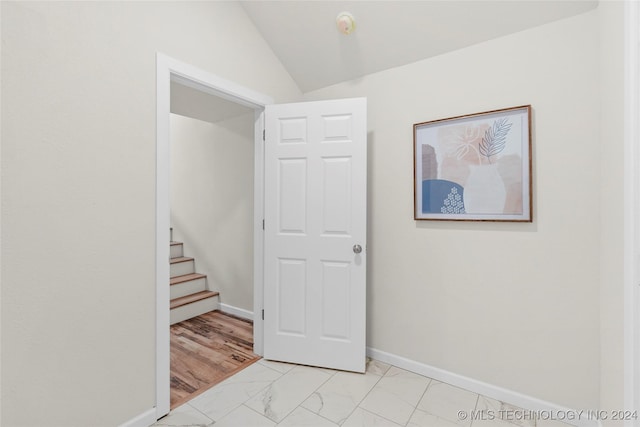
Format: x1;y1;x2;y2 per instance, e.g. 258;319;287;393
155;53;273;418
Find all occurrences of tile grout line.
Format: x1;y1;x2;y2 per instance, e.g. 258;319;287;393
296;406;341;427
184;402;215;425
378;366;434;425
246;364;338;425
469;394;481;427
241;401;276;425
300;385;345;426
276;367;337;424
334;362;391;426
360;406;407;427
403;377;434;426
258;359;291;376
188;361;286;423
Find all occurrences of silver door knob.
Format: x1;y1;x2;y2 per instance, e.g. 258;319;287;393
353;244;362;254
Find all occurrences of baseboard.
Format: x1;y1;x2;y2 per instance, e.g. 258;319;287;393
366;347;602;427
117;407;157;427
219;303;254;321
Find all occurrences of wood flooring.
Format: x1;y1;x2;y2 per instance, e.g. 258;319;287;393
170;310;259;409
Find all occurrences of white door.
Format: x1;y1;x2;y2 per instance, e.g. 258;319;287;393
263;98;367;373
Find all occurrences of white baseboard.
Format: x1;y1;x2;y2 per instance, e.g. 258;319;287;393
219;303;254;321
117;407;157;427
366;347;602;427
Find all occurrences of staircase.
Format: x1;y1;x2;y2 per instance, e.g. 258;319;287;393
170;239;219;325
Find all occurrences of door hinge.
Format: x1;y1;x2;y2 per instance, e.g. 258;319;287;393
263;129;265;141
262;219;265;230
262;309;264;320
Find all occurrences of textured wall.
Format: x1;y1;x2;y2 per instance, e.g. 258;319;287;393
1;2;300;425
305;10;603;410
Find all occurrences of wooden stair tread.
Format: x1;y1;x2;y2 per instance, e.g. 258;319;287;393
170;256;193;264
171;290;219;309
171;273;206;286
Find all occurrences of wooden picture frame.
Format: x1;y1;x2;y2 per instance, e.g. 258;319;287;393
414;105;532;221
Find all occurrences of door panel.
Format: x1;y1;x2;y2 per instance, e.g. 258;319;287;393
322;158;352;235
320;261;351;340
263;98;367;373
278;159;307;234
277;258;307;336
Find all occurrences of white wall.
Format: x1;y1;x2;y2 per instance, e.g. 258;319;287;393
170;112;255;312
305;10;603;410
598;2;625;423
0;2;300;426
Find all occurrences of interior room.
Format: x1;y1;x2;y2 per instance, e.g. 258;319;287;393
1;1;636;427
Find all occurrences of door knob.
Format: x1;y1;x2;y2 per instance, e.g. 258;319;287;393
353;244;362;254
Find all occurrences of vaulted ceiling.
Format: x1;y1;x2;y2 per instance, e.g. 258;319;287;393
172;1;598;123
240;1;598;93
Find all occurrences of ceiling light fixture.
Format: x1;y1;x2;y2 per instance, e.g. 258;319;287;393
336;12;356;35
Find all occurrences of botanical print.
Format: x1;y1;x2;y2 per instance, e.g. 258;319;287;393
414;106;531;221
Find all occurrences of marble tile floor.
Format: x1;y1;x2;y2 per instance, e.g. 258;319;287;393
153;358;572;427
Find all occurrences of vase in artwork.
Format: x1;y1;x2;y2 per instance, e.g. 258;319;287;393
463;164;506;214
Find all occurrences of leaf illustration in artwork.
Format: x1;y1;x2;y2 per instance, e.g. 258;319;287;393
479;117;512;163
454;143;470;160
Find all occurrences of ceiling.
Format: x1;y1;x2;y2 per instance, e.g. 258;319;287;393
241;1;598;93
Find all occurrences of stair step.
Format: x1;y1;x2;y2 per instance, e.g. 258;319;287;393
171;290;219;309
170;257;194;278
170;291;219;325
171;272;206;285
170;242;183;259
170;273;207;299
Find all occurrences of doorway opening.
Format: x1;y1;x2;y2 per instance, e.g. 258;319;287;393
168;81;259;408
156;53;273;418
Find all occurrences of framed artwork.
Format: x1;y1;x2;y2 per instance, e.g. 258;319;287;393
413;105;532;222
